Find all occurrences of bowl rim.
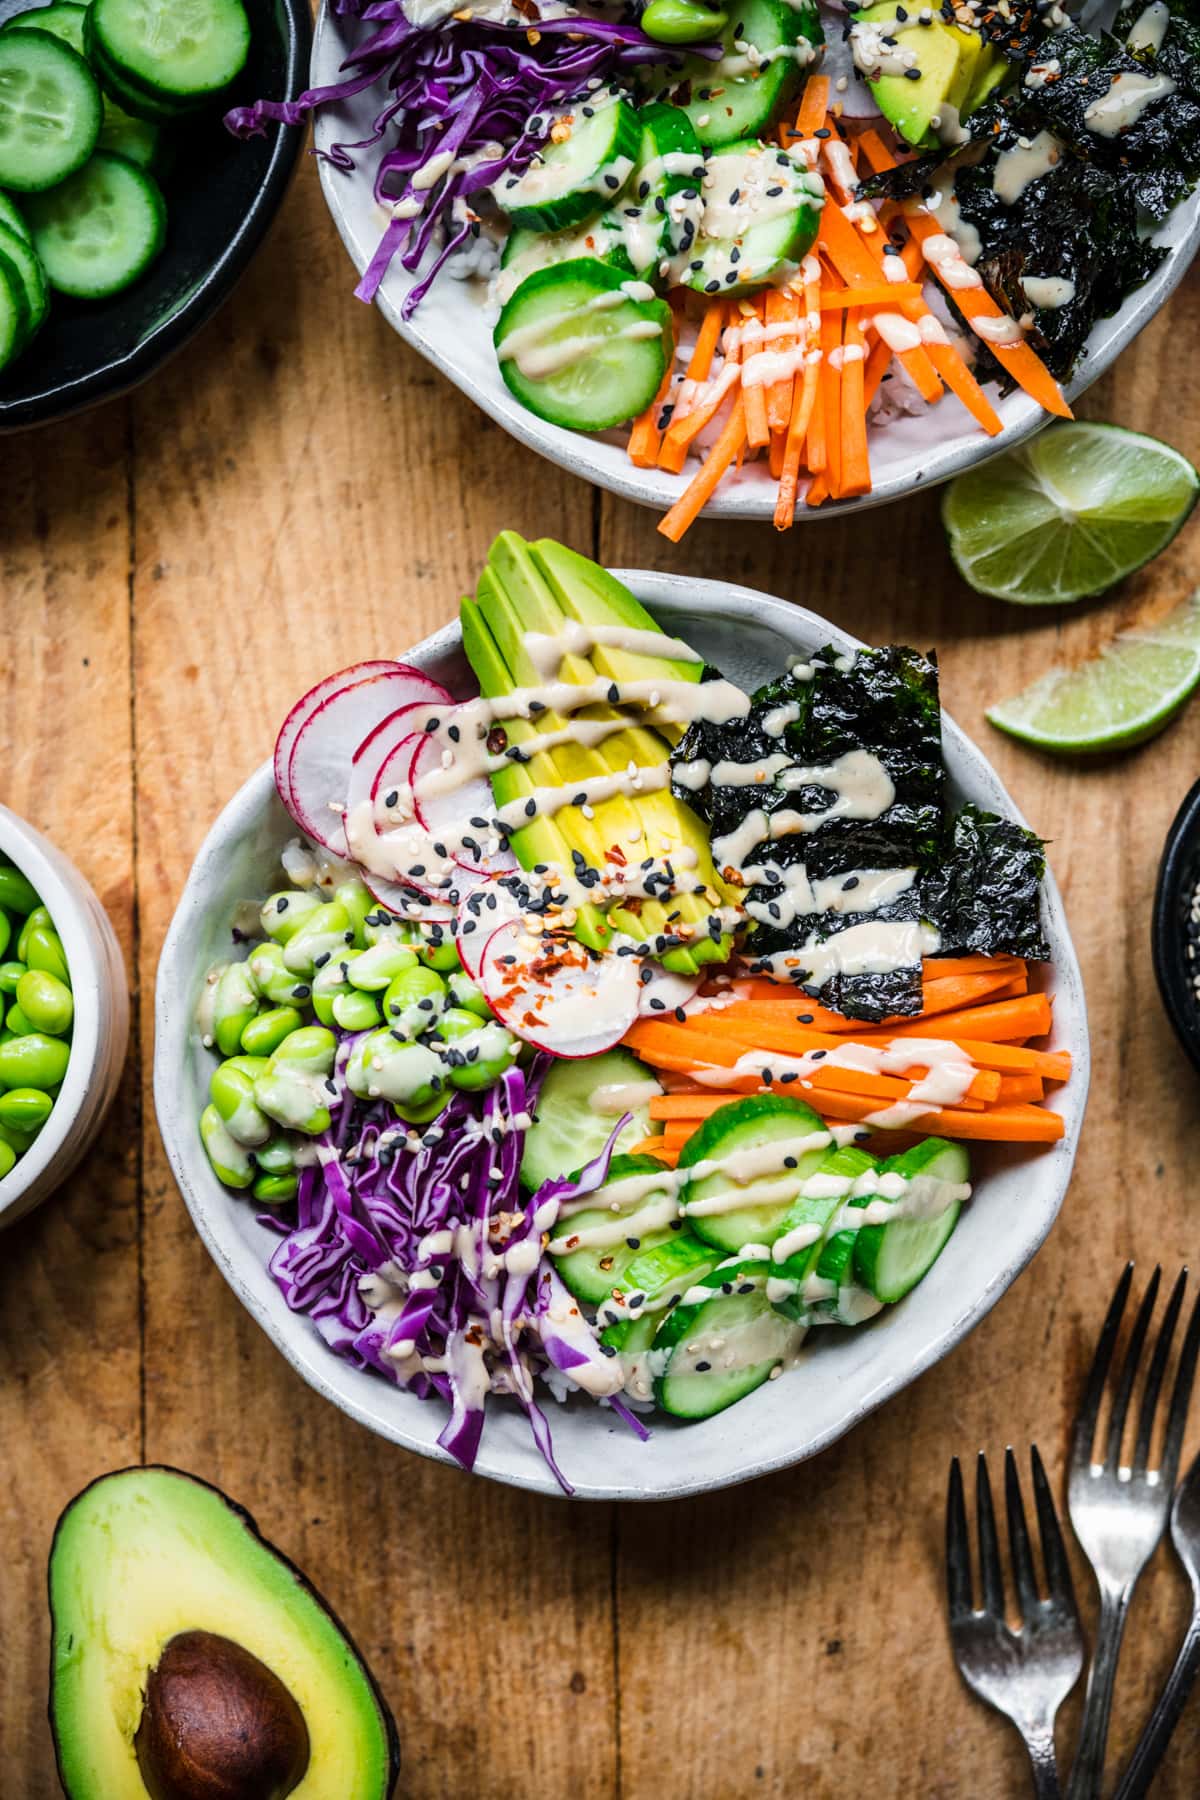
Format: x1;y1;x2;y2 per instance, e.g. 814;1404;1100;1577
155;572;1090;1500
0;805;124;1223
310;2;1200;522
0;0;314;434
1152;774;1200;1078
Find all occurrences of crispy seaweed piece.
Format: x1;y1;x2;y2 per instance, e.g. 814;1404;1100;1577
671;668;799;838
924;805;1050;961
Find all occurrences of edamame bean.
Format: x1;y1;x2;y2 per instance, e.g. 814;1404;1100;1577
641;0;727;40
447;1020;518;1092
25;925;70;986
16;906;52;964
444;973;493;1020
0;1087;53;1134
0;1118;34;1155
282;902;354;976
273;1025;336;1074
0;865;40;915
240;1005;304;1057
260;889;325;944
0;1031;70;1090
415;929;461;974
393;1089;453;1126
254;1065;334;1135
332;989;383;1032
346;939;417;991
311;949;362;1027
0;1138;15;1180
200;1104;254;1189
253;1171;299;1204
254;1135;296;1177
334;878;374;948
3;1003;33;1038
348;1033;444;1107
212;960;261;1058
383;964;446;1037
0;961;25;996
364;913;417;949
15;969;73;1037
248;943;313;1007
0;913;9;962
210;1060;272;1147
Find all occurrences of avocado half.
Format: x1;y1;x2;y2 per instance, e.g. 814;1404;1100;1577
48;1467;400;1800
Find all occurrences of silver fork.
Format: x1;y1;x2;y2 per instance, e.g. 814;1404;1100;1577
1065;1263;1200;1800
946;1446;1085;1797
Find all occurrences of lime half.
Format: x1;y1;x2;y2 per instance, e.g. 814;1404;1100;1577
987;591;1200;753
943;421;1200;605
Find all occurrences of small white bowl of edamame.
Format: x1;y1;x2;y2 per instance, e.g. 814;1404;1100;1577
0;806;129;1230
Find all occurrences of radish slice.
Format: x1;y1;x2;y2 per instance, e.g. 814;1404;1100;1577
636;965;704;1017
409;717;517;877
480;922;641;1059
287;666;450;854
363;874;456;923
455;874;530;979
275;661;407;812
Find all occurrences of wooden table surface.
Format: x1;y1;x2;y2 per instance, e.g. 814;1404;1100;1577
4;138;1200;1800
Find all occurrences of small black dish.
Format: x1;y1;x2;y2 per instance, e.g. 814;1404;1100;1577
0;0;311;432
1152;774;1200;1076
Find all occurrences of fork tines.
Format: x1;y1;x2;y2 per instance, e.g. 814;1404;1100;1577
947;1446;1079;1630
1072;1263;1200;1485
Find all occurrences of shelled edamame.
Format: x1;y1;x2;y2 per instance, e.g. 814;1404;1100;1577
0;855;73;1181
195;857;521;1196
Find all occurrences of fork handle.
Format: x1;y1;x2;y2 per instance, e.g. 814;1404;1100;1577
1066;1585;1132;1800
1111;1612;1200;1799
1025;1727;1062;1800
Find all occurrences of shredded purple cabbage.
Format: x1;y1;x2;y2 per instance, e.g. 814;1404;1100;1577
265;1043;644;1493
226;0;713;314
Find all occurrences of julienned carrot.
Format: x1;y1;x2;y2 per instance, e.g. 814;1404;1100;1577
880;993;1053;1043
839;310;870;498
817;199;888;290
628;323;677;468
658;394;748;543
686;299;725;384
648;1090;1064;1143
792;74;831;139
727;966;1020;1019
741;298;772;449
856;127;1071;419
819;305;843;497
764;284;797;434
819;283;922;309
862;331;893;410
997;1074;1045;1105
628;1136;676;1160
806;468;830;507
774;269;822;528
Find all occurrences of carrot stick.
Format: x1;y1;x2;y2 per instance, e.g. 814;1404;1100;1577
880;993;1053;1043
996;1074;1045;1105
627;1136;676;1160
764;285;798;434
819;282;922;309
685;299;725;384
806;468;830;507
628;331;677;468
727;967;1021;1019
649;1091;1064;1143
820;306;843;497
774;265;822;529
658;361;739;469
794;75;831;136
838;309;871;498
658;394;747;542
818;199;891;289
743;298;772;451
862;332;893;410
769;428;786;479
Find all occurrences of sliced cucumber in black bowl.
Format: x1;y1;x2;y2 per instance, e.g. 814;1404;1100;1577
0;0;310;431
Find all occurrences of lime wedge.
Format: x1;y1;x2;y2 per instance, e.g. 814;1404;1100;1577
987;592;1200;753
943;421;1200;605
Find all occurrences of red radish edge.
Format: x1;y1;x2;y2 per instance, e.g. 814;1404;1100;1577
275;661;407;810
479;919;641;1059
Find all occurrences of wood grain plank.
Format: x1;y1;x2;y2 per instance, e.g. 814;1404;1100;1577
129;175;616;1800
601;283;1200;1799
0;402;139;1794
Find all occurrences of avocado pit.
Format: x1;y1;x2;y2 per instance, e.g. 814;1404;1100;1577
134;1630;310;1800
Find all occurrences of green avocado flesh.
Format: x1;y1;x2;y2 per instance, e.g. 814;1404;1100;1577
858;7;1001;148
49;1467;398;1800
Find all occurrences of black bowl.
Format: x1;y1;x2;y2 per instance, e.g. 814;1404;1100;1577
1152;775;1200;1077
0;0;311;431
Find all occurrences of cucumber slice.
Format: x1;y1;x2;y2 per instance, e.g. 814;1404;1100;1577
771;1145;878;1283
519;1046;661;1191
0;217;47;347
87;31;193;122
549;1153;678;1305
0;191;29;241
601;1309;660;1402
853;1138;971;1304
651;0;823;148
597;101;705;278
594;1228;720;1330
494;257;673;432
492;95;641;233
23;150;165;297
0;249;24;370
97;97;160;169
677;1093;830;1255
87;0;250;105
0;30;101;192
497;215;633;306
680;138;823;295
4;4;88;55
654;1261;804;1418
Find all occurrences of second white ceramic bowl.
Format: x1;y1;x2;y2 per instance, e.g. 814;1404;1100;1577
155;574;1089;1499
0;808;129;1230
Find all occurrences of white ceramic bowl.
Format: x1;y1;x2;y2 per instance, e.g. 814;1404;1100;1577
311;6;1200;522
0;808;129;1230
155;575;1090;1499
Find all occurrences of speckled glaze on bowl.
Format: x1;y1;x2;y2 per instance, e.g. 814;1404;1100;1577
310;3;1200;522
155;575;1090;1500
1152;775;1200;1078
0;0;311;432
0;807;129;1229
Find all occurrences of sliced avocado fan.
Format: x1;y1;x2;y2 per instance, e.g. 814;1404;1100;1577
49;1466;399;1800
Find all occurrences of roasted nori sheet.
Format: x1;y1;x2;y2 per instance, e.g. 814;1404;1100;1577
923;805;1051;961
